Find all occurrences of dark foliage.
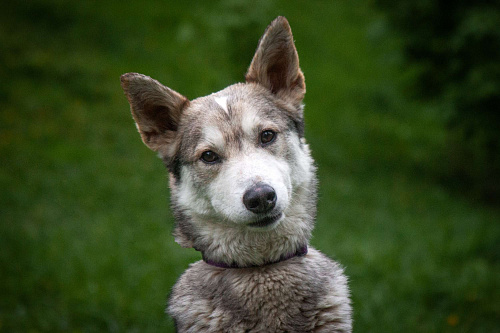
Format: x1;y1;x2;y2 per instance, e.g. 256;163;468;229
375;0;500;202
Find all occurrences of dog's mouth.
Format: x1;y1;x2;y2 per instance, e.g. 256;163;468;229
248;212;283;228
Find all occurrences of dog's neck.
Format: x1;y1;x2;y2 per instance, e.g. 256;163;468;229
171;167;318;268
202;244;308;269
180;208;314;267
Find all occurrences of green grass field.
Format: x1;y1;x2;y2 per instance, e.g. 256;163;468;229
1;1;498;331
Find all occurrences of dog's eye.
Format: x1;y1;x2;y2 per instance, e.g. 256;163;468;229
200;150;220;164
260;130;276;145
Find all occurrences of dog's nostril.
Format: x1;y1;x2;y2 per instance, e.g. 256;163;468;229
247;197;260;210
266;191;276;203
243;183;277;214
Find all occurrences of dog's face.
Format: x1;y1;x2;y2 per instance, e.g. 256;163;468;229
172;83;313;229
121;17;317;266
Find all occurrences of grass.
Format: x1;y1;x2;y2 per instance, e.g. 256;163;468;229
1;0;498;331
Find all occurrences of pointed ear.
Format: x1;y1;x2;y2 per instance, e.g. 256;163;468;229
245;16;305;105
120;73;189;154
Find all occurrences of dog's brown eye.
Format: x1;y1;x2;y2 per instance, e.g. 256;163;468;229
260;130;276;145
200;151;220;164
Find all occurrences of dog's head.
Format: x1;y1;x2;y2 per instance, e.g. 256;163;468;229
121;17;317;267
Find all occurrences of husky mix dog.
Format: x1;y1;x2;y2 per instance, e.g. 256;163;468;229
121;16;352;332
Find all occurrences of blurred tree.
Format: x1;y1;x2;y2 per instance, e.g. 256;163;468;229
374;0;500;202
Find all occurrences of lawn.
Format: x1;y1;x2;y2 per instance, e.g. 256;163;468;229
1;0;498;332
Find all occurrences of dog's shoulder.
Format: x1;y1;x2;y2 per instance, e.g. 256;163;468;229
168;260;248;332
302;248;352;332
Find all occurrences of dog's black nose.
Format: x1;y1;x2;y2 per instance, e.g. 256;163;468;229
243;182;277;214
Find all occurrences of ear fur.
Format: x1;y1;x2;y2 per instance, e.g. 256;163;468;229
245;16;305;106
120;73;189;155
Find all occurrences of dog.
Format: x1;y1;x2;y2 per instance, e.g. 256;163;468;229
121;16;352;332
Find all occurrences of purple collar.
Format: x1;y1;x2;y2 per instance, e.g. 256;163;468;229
203;245;308;269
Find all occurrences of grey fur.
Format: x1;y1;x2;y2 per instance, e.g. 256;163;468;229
121;16;352;332
170;248;351;332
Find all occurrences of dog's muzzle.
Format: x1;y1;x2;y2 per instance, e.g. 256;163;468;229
243;182;277;214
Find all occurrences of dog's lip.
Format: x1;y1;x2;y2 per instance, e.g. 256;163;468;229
248;212;283;228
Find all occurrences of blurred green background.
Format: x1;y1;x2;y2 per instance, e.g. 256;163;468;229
1;0;498;332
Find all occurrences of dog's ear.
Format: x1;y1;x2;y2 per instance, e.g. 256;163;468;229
245;16;305;106
120;73;189;155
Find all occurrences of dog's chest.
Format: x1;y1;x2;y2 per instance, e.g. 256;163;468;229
230;267;313;316
170;259;325;332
